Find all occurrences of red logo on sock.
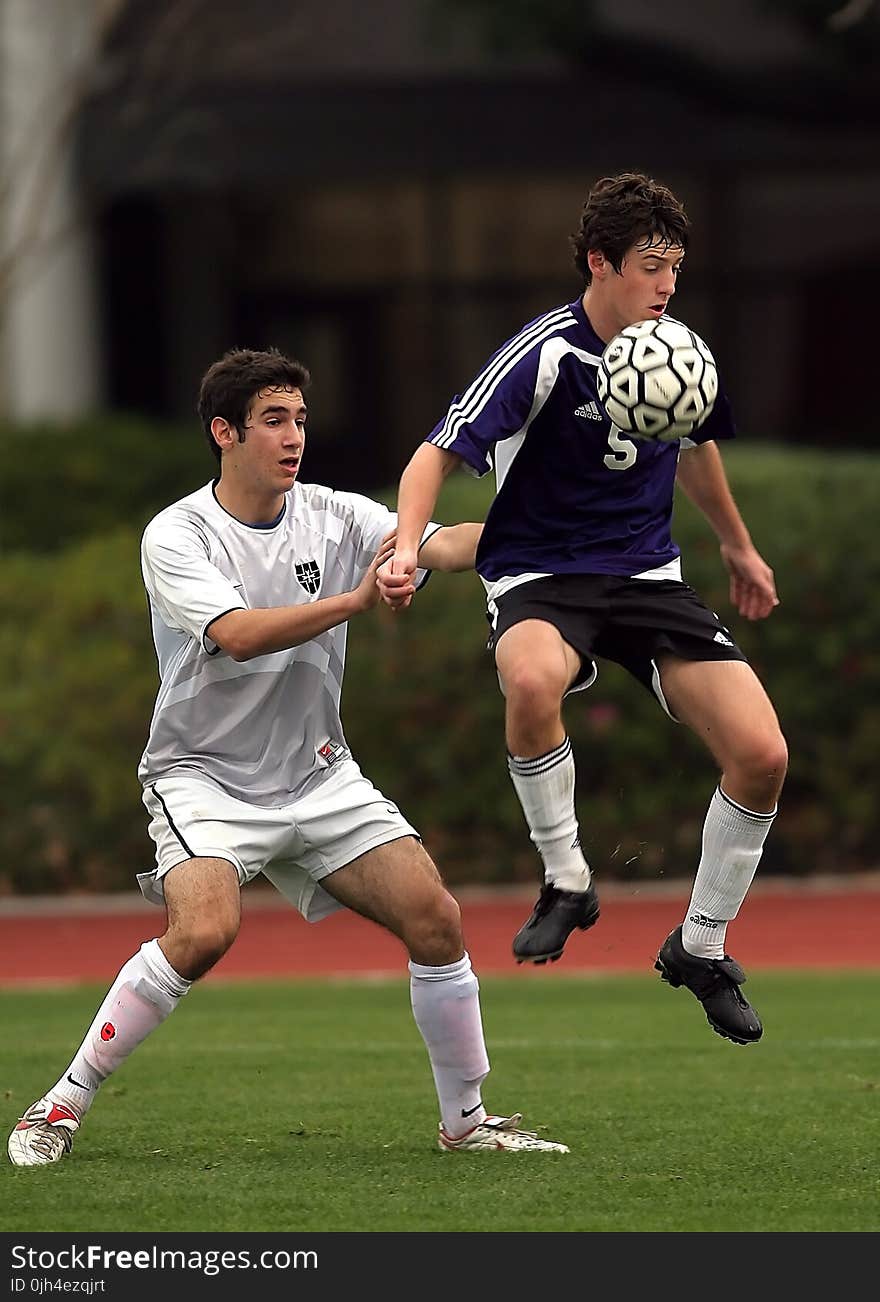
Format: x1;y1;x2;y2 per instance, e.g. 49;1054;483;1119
100;1022;116;1041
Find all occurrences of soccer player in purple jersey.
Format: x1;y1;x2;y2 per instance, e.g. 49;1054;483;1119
381;173;787;1046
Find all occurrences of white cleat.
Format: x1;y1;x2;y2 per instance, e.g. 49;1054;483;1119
7;1098;80;1167
438;1113;569;1153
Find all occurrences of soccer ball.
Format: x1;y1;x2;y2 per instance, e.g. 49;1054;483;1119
596;318;718;441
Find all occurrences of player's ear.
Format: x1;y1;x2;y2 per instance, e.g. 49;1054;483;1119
587;249;607;280
211;416;235;453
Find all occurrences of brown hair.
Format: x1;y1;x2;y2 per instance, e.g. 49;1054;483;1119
197;347;311;465
571;172;690;285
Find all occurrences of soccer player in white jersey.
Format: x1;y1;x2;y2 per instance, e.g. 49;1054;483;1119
8;347;569;1167
381;173;787;1047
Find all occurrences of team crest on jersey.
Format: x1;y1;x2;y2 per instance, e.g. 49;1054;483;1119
295;560;321;594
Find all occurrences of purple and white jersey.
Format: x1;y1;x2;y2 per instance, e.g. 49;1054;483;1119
427;298;735;598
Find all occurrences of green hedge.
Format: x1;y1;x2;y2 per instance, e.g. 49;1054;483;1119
0;441;877;893
0;417;212;553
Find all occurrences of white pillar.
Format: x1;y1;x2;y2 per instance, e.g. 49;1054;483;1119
0;0;103;420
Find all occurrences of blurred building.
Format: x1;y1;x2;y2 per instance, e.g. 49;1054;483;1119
2;0;879;488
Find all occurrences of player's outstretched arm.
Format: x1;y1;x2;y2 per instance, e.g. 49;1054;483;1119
207;534;397;660
386;444;463;608
417;522;483;573
676;441;779;621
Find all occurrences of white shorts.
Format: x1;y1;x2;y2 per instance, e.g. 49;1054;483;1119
137;758;418;922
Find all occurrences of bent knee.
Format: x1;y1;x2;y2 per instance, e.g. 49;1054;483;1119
749;731;789;784
729;731;788;804
167;915;240;979
501;666;566;726
406;890;464;965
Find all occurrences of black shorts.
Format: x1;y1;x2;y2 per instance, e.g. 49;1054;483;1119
487;574;747;716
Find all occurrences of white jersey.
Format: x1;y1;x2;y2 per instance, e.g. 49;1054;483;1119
138;480;434;807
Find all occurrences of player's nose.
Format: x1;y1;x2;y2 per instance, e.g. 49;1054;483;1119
659;268;676;296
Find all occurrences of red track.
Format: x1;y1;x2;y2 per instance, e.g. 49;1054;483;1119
0;882;877;985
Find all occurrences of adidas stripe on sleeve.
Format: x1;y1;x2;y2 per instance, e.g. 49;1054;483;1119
427;306;578;474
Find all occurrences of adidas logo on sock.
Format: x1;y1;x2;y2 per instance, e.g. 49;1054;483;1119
689;911;723;929
574;401;603;421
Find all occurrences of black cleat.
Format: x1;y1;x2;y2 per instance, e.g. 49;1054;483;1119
512;882;600;964
655;925;763;1045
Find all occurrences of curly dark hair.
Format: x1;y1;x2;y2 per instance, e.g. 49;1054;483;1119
197;347;311;465
571;172;690;285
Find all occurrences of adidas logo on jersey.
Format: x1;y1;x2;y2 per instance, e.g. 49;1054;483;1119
574;401;603;421
713;630;734;647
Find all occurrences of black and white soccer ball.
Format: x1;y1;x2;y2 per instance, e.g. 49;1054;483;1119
596;318;719;442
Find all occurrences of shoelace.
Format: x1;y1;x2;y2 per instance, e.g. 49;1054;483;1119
23;1123;74;1160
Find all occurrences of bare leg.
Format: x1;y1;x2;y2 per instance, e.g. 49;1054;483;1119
495;620;591;892
322;839;489;1137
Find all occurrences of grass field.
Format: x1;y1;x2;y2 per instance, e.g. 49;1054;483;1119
2;972;878;1234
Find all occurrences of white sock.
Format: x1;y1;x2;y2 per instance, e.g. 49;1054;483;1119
409;952;490;1139
508;738;591;892
47;939;191;1118
682;787;777;959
